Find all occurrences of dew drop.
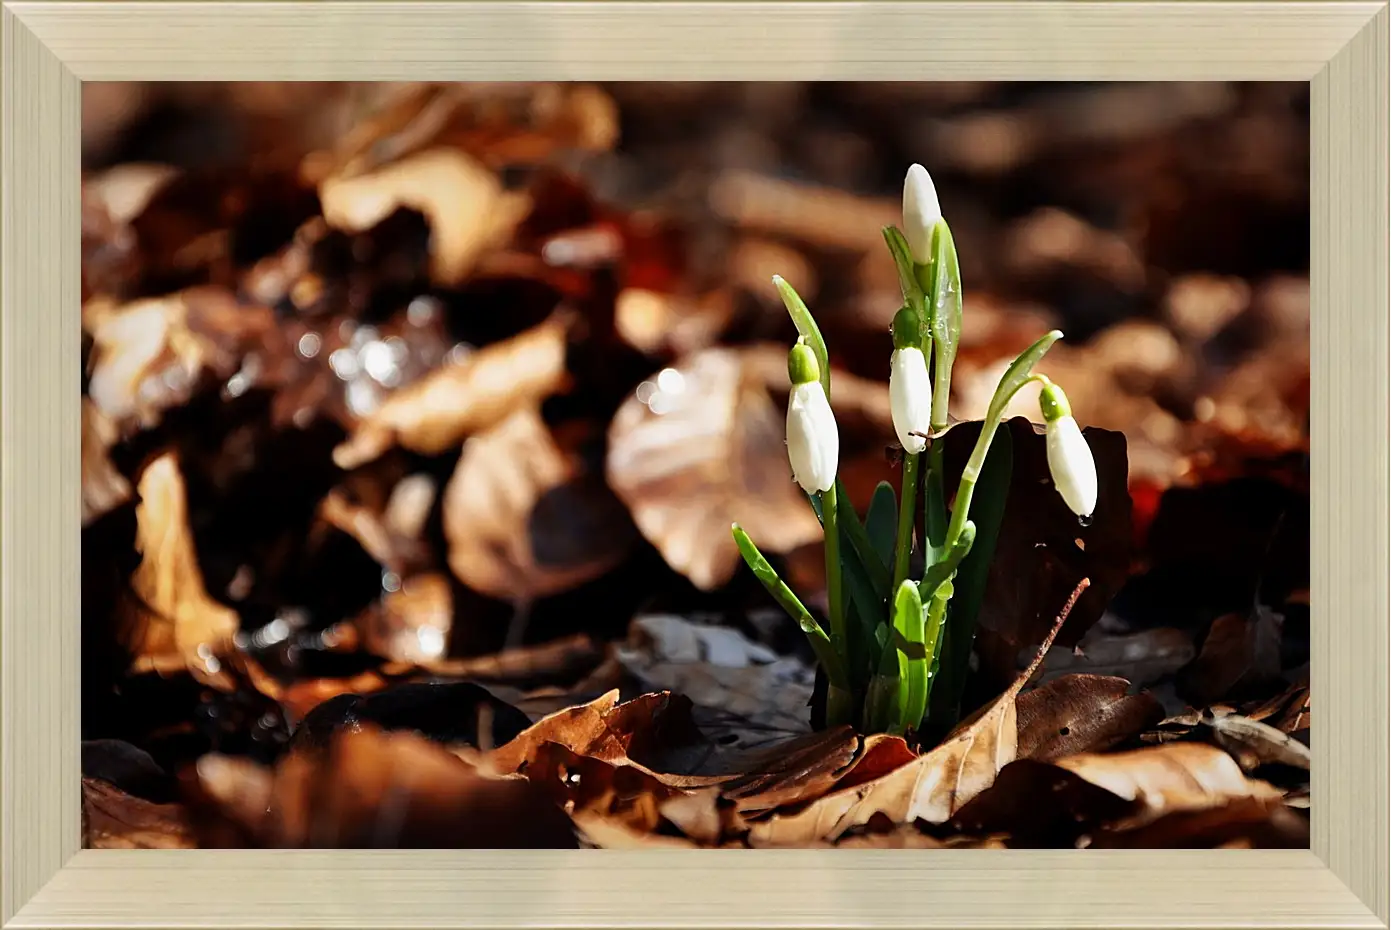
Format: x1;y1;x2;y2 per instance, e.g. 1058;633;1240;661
1077;514;1093;528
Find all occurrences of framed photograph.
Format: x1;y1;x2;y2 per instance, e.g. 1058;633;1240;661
3;2;1387;928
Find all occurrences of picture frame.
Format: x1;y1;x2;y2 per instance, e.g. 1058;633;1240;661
3;2;1386;927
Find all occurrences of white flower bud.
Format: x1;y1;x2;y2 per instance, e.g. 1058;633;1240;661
786;379;839;494
902;164;942;265
889;347;932;454
1040;384;1097;520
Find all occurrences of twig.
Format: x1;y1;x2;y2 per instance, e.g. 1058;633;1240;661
1016;577;1091;690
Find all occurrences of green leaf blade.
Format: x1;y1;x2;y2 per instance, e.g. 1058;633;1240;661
774;275;831;400
865;481;899;583
731;523;848;689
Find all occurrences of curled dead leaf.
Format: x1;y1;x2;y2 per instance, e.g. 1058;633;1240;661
443;406;635;600
486;690;705;777
605;347;824;590
85;288;277;428
1055;742;1283;828
1204;711;1310;772
124;453;240;678
332;315;570;469
318;147;530;286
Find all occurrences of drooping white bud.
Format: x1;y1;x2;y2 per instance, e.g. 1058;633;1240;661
890;347;932;455
786;344;838;494
1040;382;1097;518
902;164;942;265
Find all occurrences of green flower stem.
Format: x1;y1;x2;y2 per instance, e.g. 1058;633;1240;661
944;372;1052;550
918;579;953;722
820;487;846;664
892;452;921;591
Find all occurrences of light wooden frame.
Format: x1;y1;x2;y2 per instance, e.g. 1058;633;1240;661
2;2;1386;927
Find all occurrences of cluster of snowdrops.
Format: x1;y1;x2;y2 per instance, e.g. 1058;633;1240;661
733;164;1099;739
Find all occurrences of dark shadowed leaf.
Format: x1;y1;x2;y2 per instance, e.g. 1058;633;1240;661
1177;606;1284;707
199;726;576;848
1016;674;1164;761
943;416;1132;656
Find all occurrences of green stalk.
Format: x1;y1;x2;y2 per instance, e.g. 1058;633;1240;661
918;579;953;723
819;487;847;709
892;452;921;591
943;336;1062;549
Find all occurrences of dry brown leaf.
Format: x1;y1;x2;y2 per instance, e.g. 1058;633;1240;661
573;810;699;849
1016;674;1164;761
317;489;428;578
1040;626;1197;688
443;406;634;600
486;690;704;777
605;347;824;590
615;614;815;744
85;162;181;226
357;573;454;665
1088;796;1308;849
710;727;861;813
333;315;570;469
1055;742;1283;827
614;288;735;357
525;741;682;833
945;758;1136;847
124;453;240;676
85;295;200;425
1243;675;1310;733
1178;607;1284;707
193;754;277;841
838;827;1007;848
1204;711;1310;772
201;726;575;848
708;170;897;252
82;399;133;525
83;777;196;849
85;288;277;428
318;147;529;286
747;581;1089;845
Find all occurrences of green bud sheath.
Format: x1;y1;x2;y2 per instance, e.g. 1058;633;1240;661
891;305;922;351
787;342;821;386
1039;381;1072;422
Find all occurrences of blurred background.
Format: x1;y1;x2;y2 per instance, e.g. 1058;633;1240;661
81;83;1310;832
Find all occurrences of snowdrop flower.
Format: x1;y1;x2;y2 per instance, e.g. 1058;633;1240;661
889;306;932;454
1040;382;1097;519
902;164;942;265
785;343;838;493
